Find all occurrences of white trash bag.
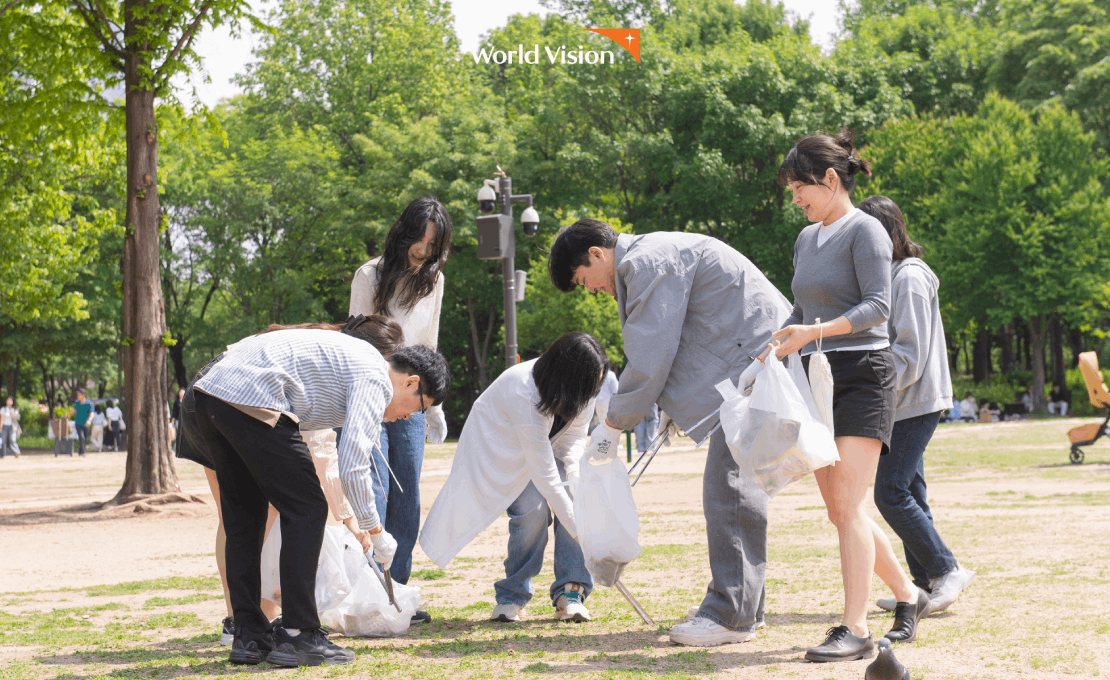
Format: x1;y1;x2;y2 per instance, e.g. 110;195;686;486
261;524;419;637
808;318;835;432
716;352;839;497
573;452;642;587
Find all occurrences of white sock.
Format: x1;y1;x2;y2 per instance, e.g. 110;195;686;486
284;628;301;636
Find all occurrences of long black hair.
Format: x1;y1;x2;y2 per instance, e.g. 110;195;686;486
533;332;609;421
858;195;923;262
374;197;453;315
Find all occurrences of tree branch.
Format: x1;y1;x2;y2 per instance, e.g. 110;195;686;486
0;0;23;19
153;0;214;95
69;0;124;59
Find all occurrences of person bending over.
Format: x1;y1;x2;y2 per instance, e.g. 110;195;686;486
189;321;448;667
548;218;791;647
420;332;608;623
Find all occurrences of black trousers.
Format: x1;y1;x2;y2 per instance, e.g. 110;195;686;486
192;391;328;634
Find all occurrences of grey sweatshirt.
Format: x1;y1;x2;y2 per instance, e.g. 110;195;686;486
888;258;953;420
783;210;893;353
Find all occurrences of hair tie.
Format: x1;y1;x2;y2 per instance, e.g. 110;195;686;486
342;314;366;334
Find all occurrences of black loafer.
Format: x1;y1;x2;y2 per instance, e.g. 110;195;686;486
228;626;273;665
884;587;930;644
805;625;876;662
411;610;432;625
267;627;354;667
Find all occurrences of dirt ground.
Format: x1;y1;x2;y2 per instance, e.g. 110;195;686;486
2;418;1109;679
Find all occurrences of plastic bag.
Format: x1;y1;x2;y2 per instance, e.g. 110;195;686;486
573;453;642;586
808;319;835;432
318;529;420;637
260;523;354;612
716;352;839;497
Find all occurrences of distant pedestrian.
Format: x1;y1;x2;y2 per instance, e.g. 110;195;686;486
72;389;93;456
1;396;19;458
1048;384;1071;416
91;405;107;452
105;399;124;451
633;404;660;453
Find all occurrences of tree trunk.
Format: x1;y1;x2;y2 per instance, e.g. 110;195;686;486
973;327;991;384
1069;325;1083;369
946;332;960;375
114;32;178;501
1000;322;1015;373
1049;311;1065;388
168;337;189;391
1022;321;1031;370
1028;314;1048;412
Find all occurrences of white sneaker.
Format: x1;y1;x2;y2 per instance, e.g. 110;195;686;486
683;605;765;628
928;565;975;612
555;586;591;623
669;616;756;647
490;603;526;622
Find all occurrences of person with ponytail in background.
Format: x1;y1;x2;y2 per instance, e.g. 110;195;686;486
858;196;974;620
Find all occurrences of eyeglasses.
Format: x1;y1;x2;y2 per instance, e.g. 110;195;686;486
418;389;427;415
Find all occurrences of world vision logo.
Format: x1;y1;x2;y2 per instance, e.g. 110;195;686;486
586;28;640;63
472;28;641;66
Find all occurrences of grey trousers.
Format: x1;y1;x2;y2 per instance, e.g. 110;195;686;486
698;428;768;631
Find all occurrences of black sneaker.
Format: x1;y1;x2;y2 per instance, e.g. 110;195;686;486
267;627;355;667
883;587;930;644
410;610;432;625
804;625;875;662
228;626;273;665
219;616;234;646
270;615;283;629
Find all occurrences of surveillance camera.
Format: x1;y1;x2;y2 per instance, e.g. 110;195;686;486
478;183;497;215
521;206;539;237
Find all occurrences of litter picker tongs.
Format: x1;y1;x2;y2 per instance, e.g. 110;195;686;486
366;553;402;613
627;409;722;487
614;580;654;625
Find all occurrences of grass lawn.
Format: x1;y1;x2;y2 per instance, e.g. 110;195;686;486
1;417;1108;679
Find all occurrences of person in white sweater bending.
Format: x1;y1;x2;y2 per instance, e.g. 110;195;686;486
420;332;609;624
348;196;452;615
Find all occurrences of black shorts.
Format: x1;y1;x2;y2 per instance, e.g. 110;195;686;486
803;348;895;455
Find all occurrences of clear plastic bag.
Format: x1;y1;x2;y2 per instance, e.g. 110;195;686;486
716;352;839;497
260;525;419;636
808;319;835;432
572;453;642;587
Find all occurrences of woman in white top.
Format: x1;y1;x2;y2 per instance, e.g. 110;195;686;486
90;406;107;452
1;397;19;458
348;196;452;600
420;332;608;624
105;400;124;451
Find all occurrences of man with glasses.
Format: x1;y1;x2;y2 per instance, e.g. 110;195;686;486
190;326;449;667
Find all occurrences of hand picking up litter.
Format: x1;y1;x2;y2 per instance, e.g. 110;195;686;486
370;527;398;570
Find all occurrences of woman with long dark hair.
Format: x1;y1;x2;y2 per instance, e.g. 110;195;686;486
419;332;609;624
858;196;974;616
348;196;452;607
774;131;928;662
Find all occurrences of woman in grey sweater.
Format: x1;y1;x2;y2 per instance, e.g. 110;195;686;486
773;131;928;662
859;196;975;615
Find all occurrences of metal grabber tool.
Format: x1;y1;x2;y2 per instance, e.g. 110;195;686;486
366;553;402;613
614;580;655;625
627;409;722;487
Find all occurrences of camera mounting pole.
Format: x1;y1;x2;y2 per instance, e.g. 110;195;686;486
477;173;539;370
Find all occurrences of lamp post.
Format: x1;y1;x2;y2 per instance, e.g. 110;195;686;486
476;174;539;369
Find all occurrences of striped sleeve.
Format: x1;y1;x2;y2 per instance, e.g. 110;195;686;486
336;377;391;530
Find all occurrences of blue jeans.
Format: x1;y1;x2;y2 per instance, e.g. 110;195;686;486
370;412;426;585
633;405;660;453
495;461;593;606
75;423;89;455
874;411;959;587
1;425;12;457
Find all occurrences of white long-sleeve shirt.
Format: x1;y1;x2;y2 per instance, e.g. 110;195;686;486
194;329;392;530
419;360;592;569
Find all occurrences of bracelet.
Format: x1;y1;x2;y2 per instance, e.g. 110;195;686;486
368;525;383;535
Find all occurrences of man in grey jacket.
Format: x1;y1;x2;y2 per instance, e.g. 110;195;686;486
549;219;792;646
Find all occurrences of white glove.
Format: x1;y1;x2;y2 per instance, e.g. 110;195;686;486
586;422;621;461
657;412;678;447
425;407;447;444
738;357;766;396
369;527;398;570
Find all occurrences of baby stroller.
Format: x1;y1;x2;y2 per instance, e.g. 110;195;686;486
1067;352;1110;464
